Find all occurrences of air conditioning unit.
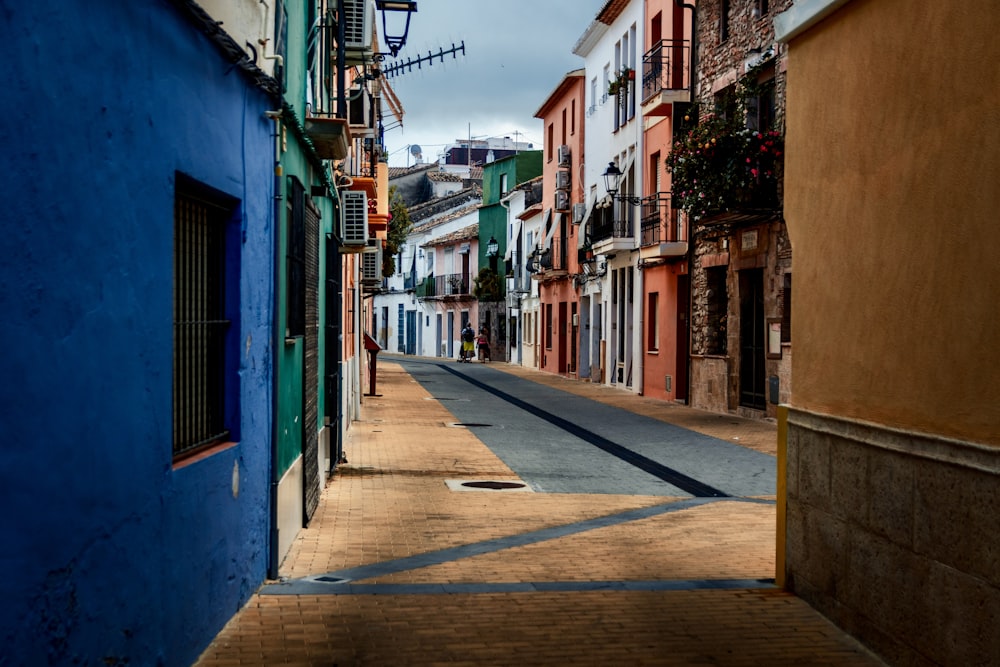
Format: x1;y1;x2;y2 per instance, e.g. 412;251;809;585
348;91;374;137
342;0;375;64
555;170;571;191
340;190;369;249
555;190;570;211
361;240;382;284
572;202;586;224
557;144;571;167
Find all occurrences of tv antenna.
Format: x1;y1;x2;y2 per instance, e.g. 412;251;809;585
381;41;466;79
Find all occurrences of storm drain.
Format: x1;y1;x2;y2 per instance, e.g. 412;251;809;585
463;481;526;490
445;479;532;493
447;422;492;428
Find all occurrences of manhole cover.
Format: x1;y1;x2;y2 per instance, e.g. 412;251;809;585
461;481;526;490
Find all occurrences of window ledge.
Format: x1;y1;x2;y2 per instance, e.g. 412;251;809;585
173;440;238;470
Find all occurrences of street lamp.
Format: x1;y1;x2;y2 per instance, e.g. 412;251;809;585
376;0;417;57
602;161;642;205
486;235;499;273
602;162;622;197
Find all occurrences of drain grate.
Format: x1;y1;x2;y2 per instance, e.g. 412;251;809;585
461;481;526;490
315;576;347;583
445;479;532;493
448;422;492;428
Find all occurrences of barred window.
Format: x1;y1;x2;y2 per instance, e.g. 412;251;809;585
286;177;306;337
173;176;237;459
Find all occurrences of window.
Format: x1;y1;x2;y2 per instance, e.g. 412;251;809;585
286;177;305;337
561;108;567;146
746;77;776;133
547;123;554;162
647;292;660;352
721;0;730;42
781;273;792;343
545;303;553;349
499;173;508;195
173;174;238;460
705;266;728;355
571;99;576;135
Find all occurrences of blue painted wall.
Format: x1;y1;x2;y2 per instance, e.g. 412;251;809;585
0;1;275;664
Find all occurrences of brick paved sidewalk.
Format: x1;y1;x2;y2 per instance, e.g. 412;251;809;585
195;360;882;666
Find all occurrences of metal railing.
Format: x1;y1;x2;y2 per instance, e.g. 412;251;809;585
641;39;690;104
640;193;685;246
590;202;633;243
539;237;568;272
434;272;470;296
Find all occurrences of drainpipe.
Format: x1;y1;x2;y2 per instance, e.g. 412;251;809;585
675;0;697;106
266;111;283;580
676;0;697;407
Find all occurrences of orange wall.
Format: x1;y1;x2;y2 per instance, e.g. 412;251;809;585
783;0;1000;445
642;264;682;400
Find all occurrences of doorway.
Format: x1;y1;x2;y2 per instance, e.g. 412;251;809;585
675;274;690;401
739;269;766;409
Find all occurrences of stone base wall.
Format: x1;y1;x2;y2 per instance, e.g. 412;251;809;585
690;355;730;413
785;408;1000;666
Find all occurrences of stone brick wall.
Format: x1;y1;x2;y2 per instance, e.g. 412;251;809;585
786;409;1000;665
695;0;794;112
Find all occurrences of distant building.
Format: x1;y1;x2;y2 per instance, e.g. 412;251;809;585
439;136;534;167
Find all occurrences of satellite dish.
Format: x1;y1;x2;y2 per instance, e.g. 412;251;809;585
410;144;422;156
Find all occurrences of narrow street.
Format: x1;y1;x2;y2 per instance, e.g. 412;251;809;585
196;359;882;666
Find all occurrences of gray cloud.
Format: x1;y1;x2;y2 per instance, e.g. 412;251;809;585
383;0;604;166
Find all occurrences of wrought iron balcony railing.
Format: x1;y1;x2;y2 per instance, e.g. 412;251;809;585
641;39;690;104
640;193;685;246
435;272;470;296
539;237;568;273
590;202;633;243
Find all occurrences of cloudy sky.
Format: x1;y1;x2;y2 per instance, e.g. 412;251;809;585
381;0;606;168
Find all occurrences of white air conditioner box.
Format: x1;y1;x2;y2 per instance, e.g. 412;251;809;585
342;0;375;64
340;190;369;249
555;170;571;191
554;190;570;211
557;144;571;167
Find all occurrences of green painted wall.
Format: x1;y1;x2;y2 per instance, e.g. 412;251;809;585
274;0;337;478
479;151;542;268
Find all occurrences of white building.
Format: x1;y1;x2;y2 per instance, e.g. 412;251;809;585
374;186;483;358
573;0;644;390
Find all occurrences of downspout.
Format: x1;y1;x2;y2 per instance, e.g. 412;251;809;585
676;0;697;407
265;110;283;580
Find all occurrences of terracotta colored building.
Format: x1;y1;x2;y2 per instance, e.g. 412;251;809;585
532;70;587;376
776;0;1000;664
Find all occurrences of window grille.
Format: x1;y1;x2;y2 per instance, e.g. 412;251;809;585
173;183;233;458
287;177;306;337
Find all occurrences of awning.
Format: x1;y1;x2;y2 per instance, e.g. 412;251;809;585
577;196;597;248
540;209;555;250
504;218;523;261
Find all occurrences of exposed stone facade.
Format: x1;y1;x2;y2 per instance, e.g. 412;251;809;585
686;0;793;420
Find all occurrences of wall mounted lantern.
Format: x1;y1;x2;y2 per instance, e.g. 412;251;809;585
602;161;642;205
486;235;499;273
376;1;417;57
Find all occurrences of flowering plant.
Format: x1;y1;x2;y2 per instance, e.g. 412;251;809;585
666;96;783;220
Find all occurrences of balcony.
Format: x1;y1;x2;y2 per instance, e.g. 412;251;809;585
641;39;691;116
590;201;634;255
639;193;688;259
534;237;570;280
416;272;471;299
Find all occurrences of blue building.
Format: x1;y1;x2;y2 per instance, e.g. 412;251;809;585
1;1;277;663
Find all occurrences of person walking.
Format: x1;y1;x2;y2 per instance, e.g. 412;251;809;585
476;327;491;363
460;323;475;362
